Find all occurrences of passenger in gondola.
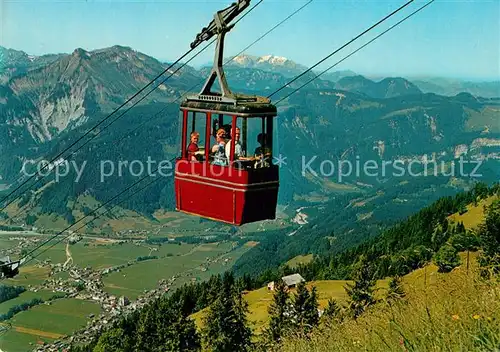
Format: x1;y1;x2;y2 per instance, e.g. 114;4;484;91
211;128;227;166
254;133;271;157
187;131;200;161
254;133;271;168
225;127;244;160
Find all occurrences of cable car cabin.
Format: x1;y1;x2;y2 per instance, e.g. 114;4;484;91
175;96;279;225
174;0;279;225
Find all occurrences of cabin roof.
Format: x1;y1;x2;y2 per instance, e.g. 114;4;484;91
282;273;305;287
180;93;277;117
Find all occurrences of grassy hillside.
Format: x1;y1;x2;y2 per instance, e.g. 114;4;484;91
193;251;481;334
285;255;314;269
448;195;499;230
191;278;390;335
192;188;499;349
280;254;499;352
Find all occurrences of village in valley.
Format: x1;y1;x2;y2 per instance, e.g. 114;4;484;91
0;224;245;352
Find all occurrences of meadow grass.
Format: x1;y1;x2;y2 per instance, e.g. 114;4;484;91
286;255;314;268
280;258;500;352
448;195;498;230
191;279;390;334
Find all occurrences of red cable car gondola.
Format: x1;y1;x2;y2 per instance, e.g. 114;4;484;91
174;0;279;225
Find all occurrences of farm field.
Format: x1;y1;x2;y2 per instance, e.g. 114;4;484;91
0;298;101;352
0;290;57;316
165;243;253;293
5;266;51;288
1;227;252;352
33;240;196;270
3;240;198;288
103;242;237;299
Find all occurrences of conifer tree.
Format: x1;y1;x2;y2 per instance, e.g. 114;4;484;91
134;298;201;352
387;275;405;301
265;279;291;344
291;281;310;328
433;244;461;273
345;255;376;318
202;272;252;352
302;286;319;330
322;298;343;324
478;201;500;277
449;229;480;252
94;328;128;352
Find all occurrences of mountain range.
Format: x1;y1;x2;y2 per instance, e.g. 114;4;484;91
0;45;499;263
224;53;499;97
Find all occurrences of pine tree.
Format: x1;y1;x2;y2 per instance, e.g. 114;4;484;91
345;255;376;318
457;221;466;233
478;201;500;278
449;229;480;252
322;298;343;324
433;244;461;273
265;279;291;344
291;282;310;329
93;328;128;352
387;275;405;301
302;286;319;330
134;301;160;351
202;272;252;352
134;298;201;352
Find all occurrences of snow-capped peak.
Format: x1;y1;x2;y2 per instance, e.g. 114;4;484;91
230;54;291;67
257;55;289;65
231;54;255;65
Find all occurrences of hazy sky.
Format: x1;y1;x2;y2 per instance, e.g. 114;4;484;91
1;0;498;80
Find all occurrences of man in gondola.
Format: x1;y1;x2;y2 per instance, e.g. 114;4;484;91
225;127;244;160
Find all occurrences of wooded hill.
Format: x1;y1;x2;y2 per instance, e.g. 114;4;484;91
69;182;500;351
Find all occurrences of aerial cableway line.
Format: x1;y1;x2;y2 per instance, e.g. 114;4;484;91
2;0;434;277
2;0;265;276
6;0;310;225
0;0;262;215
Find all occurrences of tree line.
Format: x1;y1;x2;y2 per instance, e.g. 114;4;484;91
256;182;499;284
69;182;500;351
0;293;64;321
0;284;25;304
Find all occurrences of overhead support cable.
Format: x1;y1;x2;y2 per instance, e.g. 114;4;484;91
113;0;314;147
267;0;415;100
0;0;264;215
19;0;433;266
274;0;435;104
